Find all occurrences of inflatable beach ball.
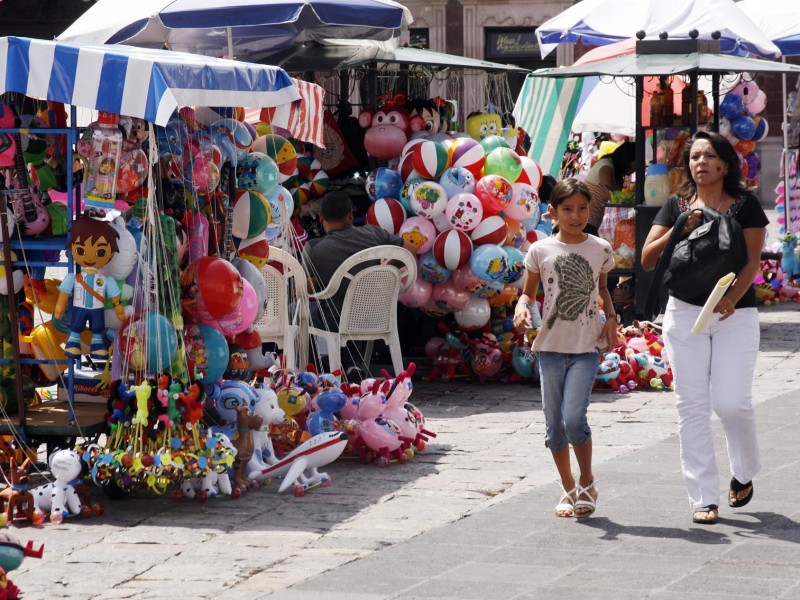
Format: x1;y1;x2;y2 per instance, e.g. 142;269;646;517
367;198;407;235
410;181;448;219
412;140;450;179
470;215;509;246
433;229;473;271
366;167;403;201
237;152;279;195
517;156;543;189
232;189;270;240
448;137;485;178
439;166;476;198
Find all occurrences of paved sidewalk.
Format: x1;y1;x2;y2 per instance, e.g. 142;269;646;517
9;300;800;599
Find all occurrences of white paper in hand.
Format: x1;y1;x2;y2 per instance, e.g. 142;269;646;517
691;273;736;335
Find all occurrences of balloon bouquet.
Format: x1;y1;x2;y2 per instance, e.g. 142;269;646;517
358;97;547;382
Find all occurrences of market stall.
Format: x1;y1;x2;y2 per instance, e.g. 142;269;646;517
516;37;800;318
0;35;307;451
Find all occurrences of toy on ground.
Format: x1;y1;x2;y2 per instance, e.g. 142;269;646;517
0;533;43;600
0;459;34;525
32;449;93;523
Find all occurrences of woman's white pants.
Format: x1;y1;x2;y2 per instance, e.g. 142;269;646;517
662;297;761;509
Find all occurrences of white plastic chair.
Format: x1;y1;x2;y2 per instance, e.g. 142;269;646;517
307;245;417;377
253;247;309;370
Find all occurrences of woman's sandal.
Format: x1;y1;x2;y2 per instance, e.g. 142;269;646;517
729;478;754;508
555;485;577;517
574;481;598;518
692;504;719;524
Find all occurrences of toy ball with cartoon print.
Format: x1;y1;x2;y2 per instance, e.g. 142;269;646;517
366;168;403;201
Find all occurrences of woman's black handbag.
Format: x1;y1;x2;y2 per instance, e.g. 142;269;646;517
645;205;747;317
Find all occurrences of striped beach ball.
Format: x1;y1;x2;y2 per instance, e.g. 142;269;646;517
470;215;509;246
232;190;270;240
448;137;486;178
367;198;407;235
412;140;450;180
433;229;474;271
517;156;543;190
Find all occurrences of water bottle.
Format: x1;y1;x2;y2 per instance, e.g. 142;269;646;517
644;163;671;207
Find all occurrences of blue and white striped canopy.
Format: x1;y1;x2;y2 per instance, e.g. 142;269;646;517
0;36;300;126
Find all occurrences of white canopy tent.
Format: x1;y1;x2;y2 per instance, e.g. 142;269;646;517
536;0;781;60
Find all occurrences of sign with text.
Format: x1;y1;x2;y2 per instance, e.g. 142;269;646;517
485;28;540;61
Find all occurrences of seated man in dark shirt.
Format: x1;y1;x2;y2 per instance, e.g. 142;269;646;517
303;190;414;332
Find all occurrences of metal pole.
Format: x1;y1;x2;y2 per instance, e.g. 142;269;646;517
782;59;792;232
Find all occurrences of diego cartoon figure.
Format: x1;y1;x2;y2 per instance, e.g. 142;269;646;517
55;215;125;359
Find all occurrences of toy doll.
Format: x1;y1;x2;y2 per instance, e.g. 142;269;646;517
54;215;126;359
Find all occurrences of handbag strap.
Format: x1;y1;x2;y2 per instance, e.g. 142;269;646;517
644;209;695;318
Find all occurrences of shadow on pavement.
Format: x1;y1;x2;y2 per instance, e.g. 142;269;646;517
721;512;800;544
574;516;731;545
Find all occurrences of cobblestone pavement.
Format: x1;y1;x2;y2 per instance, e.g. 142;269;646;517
7;299;799;600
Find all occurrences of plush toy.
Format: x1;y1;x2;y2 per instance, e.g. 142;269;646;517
466;110;502;141
32;449;88;523
54;215;126;359
246;383;286;478
0;459;34;524
358;93;424;160
634;353;674;390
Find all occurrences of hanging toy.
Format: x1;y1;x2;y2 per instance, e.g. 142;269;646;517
84;111;123;213
54;215;126;360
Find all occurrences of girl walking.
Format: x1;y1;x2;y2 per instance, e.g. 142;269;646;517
514;178;617;517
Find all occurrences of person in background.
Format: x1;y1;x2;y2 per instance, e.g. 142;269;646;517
303;190;414;331
514;178;616;519
582;141;636;236
641;131;767;525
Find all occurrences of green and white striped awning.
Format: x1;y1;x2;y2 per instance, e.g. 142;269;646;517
513;75;586;179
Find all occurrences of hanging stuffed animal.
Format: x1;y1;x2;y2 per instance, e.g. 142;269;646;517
358;93;425;161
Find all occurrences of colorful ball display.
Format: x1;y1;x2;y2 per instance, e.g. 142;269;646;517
451;263;487;294
237;234;270;269
185;323;229;383
412;140;450;179
118;312;178;373
367;198;407;235
475;175;513;215
479;135;510;155
504;182;540;221
181;257;244;321
432;229;473;271
454;296;491;330
448;137;485;178
399;216;437;254
252;134;297;183
470;215;509;246
265;185;294;225
232;189;270;240
399;278;433;308
366;167;403;201
237;152;279;196
431;280;470;312
418;250;451;284
500;246;525;284
470;244;510;282
517;156;543;189
438;166;476;198
484;147;523;182
399;177;427;215
444;193;483;232
410;181;448;219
